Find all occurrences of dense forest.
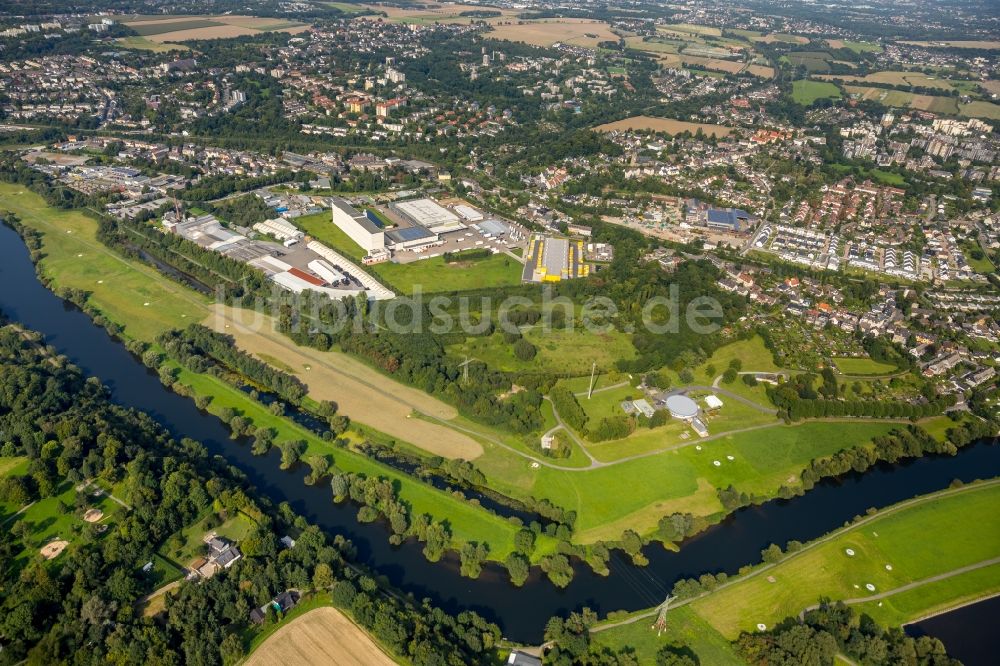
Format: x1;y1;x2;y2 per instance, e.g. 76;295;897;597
0;322;501;665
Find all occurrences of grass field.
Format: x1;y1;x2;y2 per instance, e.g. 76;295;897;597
9;480;121;565
827;39;882;53
959;100;1000;121
595;116;733;137
499;420;900;543
163;510;256;565
449;326;637;376
962;242;996;273
832;356;898;375
129;18;224;36
592;606;743;664
792;79;841;105
690;481;1000;638
0;182;209;341
115;36;186;52
0;456;30;523
246;606;396;666
488;19;618;48
208;305;485;460
900;40;1000;50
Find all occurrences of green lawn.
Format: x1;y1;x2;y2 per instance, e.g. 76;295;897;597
838;40;882;54
449;326;637;376
8;481;121;565
593;606;743;664
962;242;996;273
833;356;899;375
690;481;1000;638
162;510;257;565
493;420;900;544
792;79;842;105
115;36;187;52
374;253;523;294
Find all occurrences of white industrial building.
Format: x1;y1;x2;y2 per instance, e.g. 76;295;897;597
454;204;484;222
253;217;303;242
330;197;385;252
389;198;465;234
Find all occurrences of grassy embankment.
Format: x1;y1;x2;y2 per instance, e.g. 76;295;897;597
592;480;1000;663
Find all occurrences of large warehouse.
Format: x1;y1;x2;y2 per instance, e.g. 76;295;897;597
330;197;385;252
389;197;465;234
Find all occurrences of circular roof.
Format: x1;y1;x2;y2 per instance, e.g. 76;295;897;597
665;394;699;418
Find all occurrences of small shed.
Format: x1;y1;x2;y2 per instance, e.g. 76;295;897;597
704;394;724;410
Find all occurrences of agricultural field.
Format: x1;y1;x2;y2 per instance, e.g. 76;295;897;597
345;2;517;25
246;606;396;666
959;100;1000;121
842;85;978;116
487;19;618;49
791;79;842;104
826;39;882;53
900;40;1000;50
114;36;186;52
783;51;833;72
122;15;310;43
595;116;733;137
818;71;971;92
207;305;485;460
689;481;1000;638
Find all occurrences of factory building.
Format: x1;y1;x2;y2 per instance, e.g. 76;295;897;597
330;197;385;253
389;197;466;234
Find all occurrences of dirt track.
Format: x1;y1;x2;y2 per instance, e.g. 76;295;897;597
245;607;397;666
206;305;483;460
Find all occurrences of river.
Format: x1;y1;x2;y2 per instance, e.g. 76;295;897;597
0;221;997;646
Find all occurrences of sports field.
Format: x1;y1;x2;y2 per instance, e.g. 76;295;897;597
246;607;396;666
595;116;733;137
690;481;1000;637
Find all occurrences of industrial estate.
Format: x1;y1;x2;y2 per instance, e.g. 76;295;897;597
0;1;998;666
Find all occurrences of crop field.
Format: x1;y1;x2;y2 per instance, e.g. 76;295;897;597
208;305;485;460
595;116;733;137
0;182;209;341
625;36;682;53
246;606;396;666
784;51;832;72
901;40;1000;50
791;79;841;104
832;356;898;375
348;2;517;25
745;64;775;78
114;36;186;52
124;15;309;43
826;39;882;53
487;19;618;48
960;101;1000;121
681;56;744;74
818;70;968;92
690;481;1000;638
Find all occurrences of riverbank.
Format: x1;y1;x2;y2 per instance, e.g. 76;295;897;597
590;478;1000;661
